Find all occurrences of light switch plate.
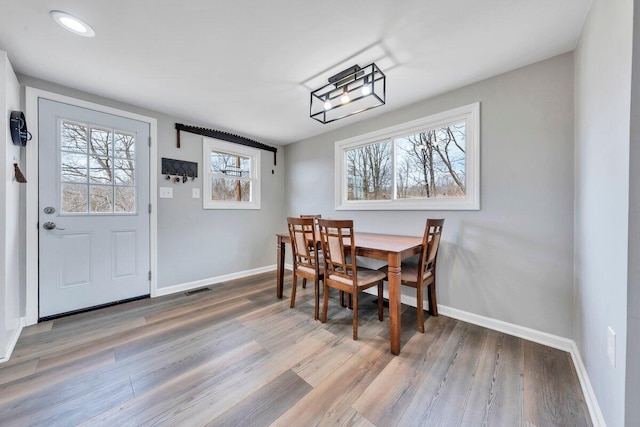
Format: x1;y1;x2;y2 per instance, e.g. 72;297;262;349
192;188;200;198
159;187;173;198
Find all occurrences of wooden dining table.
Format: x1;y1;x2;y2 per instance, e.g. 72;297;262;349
276;231;423;355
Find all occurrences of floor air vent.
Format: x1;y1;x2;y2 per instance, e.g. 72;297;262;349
184;287;212;296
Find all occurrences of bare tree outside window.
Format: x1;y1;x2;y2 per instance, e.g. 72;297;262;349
344;122;465;202
337;103;479;210
203;138;260;210
210;151;251;201
396;122;466;199
60;121;136;214
346;141;392;200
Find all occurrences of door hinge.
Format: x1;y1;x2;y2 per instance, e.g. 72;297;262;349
148;270;152;281
148;136;152;147
149;203;152;214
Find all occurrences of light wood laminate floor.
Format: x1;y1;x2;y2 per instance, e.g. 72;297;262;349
0;271;591;426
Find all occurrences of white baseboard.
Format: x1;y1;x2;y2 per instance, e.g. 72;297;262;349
0;317;25;364
437;305;574;352
437;305;604;427
155;265;277;297
568;341;606;427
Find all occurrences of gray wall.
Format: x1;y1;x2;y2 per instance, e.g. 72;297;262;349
285;53;575;339
627;0;640;423
1;51;22;360
574;0;633;426
156;130;284;287
17;75;285;292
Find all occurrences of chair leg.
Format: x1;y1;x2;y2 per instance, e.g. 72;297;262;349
314;278;320;320
321;283;329;323
377;281;383;321
290;274;297;309
352;291;358;340
302;278;307;289
428;282;439;317
340;291;345;307
348;293;353;309
416;284;425;333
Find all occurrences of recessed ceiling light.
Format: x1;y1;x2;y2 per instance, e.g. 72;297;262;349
50;10;95;37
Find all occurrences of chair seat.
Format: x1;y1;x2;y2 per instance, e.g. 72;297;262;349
297;264;320;276
328;267;386;287
380;263;432;284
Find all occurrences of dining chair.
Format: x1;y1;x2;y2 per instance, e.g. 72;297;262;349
382;218;444;333
287;216;323;320
299;215;321;289
301;214;351;305
318;219;386;340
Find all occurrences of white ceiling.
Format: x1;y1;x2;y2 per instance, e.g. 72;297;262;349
0;1;592;145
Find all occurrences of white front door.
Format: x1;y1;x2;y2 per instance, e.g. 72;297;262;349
38;99;150;319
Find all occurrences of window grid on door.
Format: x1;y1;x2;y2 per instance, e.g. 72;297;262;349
59;120;137;214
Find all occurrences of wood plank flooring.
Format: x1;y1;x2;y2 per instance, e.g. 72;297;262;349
0;271;591;426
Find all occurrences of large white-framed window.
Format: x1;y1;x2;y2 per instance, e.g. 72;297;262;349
203;137;261;209
335;102;480;210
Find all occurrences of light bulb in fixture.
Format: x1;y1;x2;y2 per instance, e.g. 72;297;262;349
362;85;371;96
341;93;350;104
324;100;332;110
50;11;96;37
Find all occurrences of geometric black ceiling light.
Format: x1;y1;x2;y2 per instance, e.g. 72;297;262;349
310;63;386;124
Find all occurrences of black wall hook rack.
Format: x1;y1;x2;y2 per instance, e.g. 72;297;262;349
162;158;197;182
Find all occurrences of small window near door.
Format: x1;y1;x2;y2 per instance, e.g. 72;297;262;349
60;120;137;214
202;137;261;209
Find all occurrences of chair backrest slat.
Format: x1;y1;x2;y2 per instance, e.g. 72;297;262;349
318;219;356;284
419;219;445;280
287;217;319;272
300;214;321;243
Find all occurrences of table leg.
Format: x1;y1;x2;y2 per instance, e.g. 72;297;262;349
276;236;285;299
388;254;402;355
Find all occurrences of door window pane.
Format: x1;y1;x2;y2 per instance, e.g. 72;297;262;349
61;121;87;153
90;185;113;213
61;183;88;213
61;152;88;183
114;131;135;159
114;187;135;213
89;156;113;184
114;158;135;185
90;127;112;156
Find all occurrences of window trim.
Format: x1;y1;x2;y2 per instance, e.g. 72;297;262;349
202;137;261;210
334;102;480;211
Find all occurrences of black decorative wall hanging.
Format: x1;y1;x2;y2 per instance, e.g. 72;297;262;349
10;111;32;147
162;158;198;183
175;123;277;165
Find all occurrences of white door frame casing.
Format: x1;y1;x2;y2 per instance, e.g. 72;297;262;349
25;87;158;326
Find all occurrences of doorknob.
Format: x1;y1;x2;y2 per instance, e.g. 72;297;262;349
42;222;65;230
